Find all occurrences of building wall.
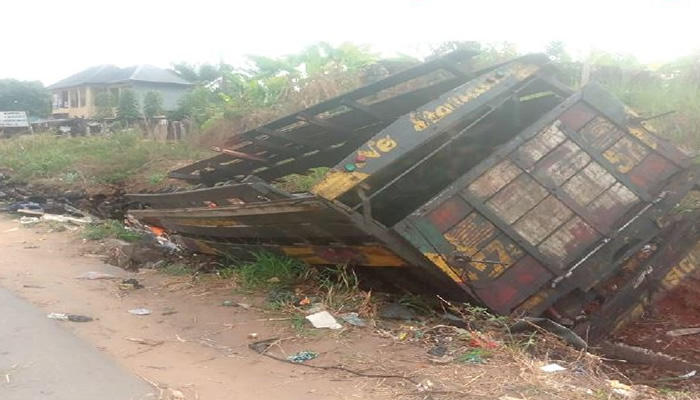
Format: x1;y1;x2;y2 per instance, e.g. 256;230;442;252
51;83;190;118
131;83;189;112
51;86;95;118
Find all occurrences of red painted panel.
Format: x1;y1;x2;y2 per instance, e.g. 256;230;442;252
629;153;679;191
428;196;473;232
475;256;553;314
559;103;597;131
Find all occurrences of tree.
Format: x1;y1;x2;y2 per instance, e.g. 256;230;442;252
94;92;115;119
143;92;164;118
117;89;140;124
0;79;51;117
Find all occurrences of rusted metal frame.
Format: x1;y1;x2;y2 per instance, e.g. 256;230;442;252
458;191;562;274
510;155;613;236
533;70;575;97
169;69;482;183
127;182;288;207
128;197;324;219
354;76;545;209
168;172;202;181
581;84;688;168
406;92;583;218
326;199;470;297
585;217;700;341
168;153;234;178
393;219;480;298
560;126;652;202
210;146;269;163
247;136;305;159
296;112;354;135
526;172;699;316
438;58;469;79
254;126;316;148
340;99;392;122
256;50;478;131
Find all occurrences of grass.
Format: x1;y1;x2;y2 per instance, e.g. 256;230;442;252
235;251;310;290
0;130;209;190
274;167;330;193
158;263;194;276
82;220;143;242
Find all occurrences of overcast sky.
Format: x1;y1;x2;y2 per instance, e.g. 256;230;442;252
3;0;699;85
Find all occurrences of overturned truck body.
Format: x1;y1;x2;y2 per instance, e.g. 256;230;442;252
129;52;700;341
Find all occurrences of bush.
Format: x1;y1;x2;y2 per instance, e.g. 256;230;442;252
82;220;142;242
0;131;208;188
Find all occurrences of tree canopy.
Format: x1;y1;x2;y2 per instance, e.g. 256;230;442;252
0;79;51;117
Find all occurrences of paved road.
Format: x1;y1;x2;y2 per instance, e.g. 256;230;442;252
0;287;153;400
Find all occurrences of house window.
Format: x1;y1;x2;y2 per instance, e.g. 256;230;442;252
58;91;69;108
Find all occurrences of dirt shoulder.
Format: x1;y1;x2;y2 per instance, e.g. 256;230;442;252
0;215;695;400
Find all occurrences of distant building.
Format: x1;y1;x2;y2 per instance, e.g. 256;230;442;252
48;65;192;118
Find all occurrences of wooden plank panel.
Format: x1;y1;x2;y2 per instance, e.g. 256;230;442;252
629;153;679;191
460;236;525;282
603;137;649;174
538;216;600;263
485;174;548;224
533;140;590;186
561;162;617;206
513;196;573;246
587;183;640;231
427;196;473;232
475;256;553;314
170;222;371;240
465;159;522;200
444;212;499;256
578;117;625;150
513;121;567;170
558;102;597;131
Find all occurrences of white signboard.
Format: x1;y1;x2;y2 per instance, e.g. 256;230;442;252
0;111;29;128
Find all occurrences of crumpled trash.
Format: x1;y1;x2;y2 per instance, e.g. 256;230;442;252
76;271;118;280
340;312;367;327
427;345;448;357
667;327;700;337
119;278;144;290
128;308;152;316
287;350;318;363
222;300;251;308
540;363;566;373
4;201;42;212
608;380;636;398
305;311;342;329
47;313;93;322
457;350;485;364
42;213;92;225
19;216;40;225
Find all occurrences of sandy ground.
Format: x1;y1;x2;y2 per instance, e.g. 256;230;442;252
0;216;430;400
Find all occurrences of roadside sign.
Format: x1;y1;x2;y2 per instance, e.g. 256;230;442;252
0;111;30;128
